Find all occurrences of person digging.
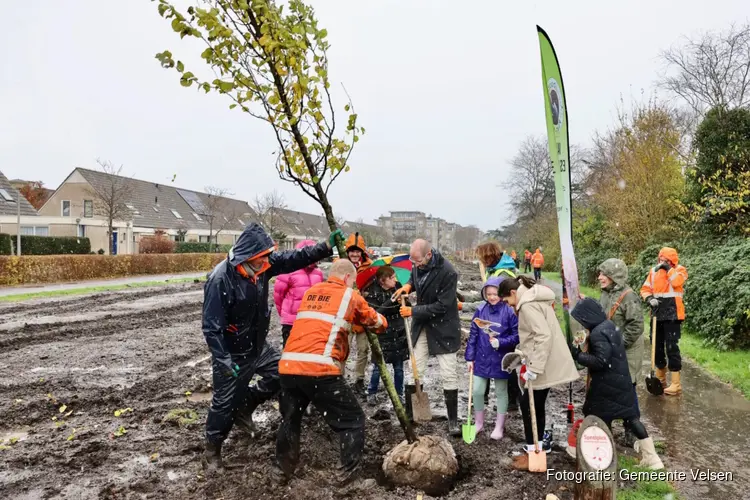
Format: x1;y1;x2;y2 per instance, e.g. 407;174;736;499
274;259;387;488
640;247;688;396
201;223;342;473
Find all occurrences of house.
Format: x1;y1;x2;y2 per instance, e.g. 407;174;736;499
38;168;256;254
0;170;46;241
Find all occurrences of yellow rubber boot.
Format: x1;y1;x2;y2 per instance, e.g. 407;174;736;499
655;368;667;388
664;372;682;396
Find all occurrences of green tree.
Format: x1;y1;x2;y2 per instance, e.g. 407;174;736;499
689;106;750;235
153;0;414;442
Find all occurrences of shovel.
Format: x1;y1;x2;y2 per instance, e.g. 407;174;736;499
462;366;477;444
645;315;664;396
401;297;432;422
526;378;547;472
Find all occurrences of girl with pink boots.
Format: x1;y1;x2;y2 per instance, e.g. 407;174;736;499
465;276;519;439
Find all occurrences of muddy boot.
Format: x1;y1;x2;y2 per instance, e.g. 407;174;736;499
235;409;260;438
270;464;289;486
202;441;223;473
664;372;682;396
636;437;664;469
491;414;506;440
474;410;485;433
622;427;637;448
444;390;461;437
655;367;667;388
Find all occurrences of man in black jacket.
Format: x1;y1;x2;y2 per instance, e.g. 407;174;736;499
202;223;342;472
394;239;462;436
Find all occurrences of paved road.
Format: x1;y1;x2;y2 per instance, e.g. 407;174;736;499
0;272;208;297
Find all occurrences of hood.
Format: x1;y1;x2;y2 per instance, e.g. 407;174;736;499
598;258;628;287
228;223;276;267
481;276;503;301
516;283;555;310
344;232;367;254
494;253;517;270
658;247;679;267
571;297;608;331
534;248;542;255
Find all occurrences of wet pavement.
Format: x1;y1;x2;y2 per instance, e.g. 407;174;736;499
542;278;750;499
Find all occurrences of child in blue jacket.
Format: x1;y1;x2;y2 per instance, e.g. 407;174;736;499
465;276;519;439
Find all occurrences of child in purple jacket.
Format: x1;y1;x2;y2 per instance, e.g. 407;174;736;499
465;276;519;439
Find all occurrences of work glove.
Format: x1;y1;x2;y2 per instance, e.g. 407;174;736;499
490;337;500;349
646;295;659;309
327;229;345;249
520;368;537;383
656;261;670;272
219;359;240;378
391;284;412;302
399;306;412;318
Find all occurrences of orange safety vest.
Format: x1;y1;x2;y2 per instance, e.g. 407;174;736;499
530;251;544;268
524;250;531;261
640;265;688;320
280;277;387;376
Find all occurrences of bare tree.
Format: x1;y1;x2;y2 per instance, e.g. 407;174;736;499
659;23;750;114
88;159;134;255
252;190;289;244
203;186;238;251
502;136;556;224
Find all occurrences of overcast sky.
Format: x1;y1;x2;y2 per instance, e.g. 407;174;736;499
1;1;746;231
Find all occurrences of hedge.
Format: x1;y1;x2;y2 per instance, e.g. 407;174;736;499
0;233;91;256
0;253;224;286
175;242;232;254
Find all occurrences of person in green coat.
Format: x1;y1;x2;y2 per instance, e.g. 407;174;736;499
597;258;644;446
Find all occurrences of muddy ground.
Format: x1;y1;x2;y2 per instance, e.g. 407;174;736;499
1;262;657;500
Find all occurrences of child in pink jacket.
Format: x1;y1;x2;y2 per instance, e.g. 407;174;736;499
273;239;325;346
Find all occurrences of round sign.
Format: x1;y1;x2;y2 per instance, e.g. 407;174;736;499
579;426;613;470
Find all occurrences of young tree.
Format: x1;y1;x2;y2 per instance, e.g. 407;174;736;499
87;159;134;255
18;181;50;210
154;0;412;442
154;0;363;253
203;186;238;250
252;190;289;244
660;23;750;114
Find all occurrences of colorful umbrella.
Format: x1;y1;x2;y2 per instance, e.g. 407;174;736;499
356;254;413;290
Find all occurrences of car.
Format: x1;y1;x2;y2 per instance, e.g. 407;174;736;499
380;247;393;257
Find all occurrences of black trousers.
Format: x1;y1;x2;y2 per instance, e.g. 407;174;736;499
276;374;365;476
520;387;549;445
524;260;531;273
653;320;682;371
205;342;281;445
281;324;293;348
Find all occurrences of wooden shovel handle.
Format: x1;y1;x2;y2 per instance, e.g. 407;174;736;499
401;296;421;387
527;379;540;452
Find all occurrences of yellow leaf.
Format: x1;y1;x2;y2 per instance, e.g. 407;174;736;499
59;404;67;413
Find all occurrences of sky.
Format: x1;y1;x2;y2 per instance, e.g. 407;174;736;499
1;1;747;231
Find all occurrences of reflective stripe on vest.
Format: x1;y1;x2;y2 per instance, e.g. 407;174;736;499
280;287;355;366
649;268;684;298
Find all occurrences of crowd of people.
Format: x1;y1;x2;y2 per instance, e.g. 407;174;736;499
199;222;687;485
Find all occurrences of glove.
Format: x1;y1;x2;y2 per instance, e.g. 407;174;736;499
399;306;412;318
656;261;670;272
520;366;537;382
466;361;474;372
490;337;500;349
328;229;345;249
221;361;240;378
569;344;581;360
648;296;659;309
391;284;412;302
457;302;463;311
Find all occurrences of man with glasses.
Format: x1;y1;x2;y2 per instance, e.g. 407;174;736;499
393;239;462;436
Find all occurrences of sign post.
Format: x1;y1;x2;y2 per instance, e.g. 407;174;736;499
575;415;617;499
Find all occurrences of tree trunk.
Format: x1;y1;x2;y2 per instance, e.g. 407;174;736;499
318;190;416;443
108;218;114;255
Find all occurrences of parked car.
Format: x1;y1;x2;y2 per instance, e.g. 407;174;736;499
380;247;393;257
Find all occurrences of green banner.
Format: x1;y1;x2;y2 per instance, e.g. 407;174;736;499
537;26;581;313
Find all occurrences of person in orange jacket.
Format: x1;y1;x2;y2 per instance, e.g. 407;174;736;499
530;248;544;281
343;232;374;397
275;259;387;486
510;250;519;269
523;249;532;273
640;247;688;396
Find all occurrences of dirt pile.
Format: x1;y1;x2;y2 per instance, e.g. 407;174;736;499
382;435;458;495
